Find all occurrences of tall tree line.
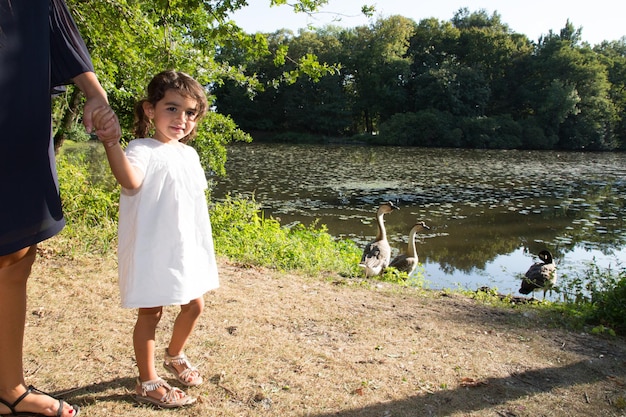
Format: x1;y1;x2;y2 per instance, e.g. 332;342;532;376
214;9;626;151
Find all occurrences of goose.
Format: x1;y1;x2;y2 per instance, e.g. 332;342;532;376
520;250;557;299
389;221;430;275
358;201;399;278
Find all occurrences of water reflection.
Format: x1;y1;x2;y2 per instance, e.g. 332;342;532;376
212;143;626;298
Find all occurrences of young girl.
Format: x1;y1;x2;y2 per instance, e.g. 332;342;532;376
101;70;219;408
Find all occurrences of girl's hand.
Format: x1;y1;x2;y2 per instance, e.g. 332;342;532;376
89;103;122;147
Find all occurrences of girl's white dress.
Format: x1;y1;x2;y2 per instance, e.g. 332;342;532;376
117;138;219;308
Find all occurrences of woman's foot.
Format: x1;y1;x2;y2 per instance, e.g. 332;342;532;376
134;378;195;408
0;385;79;416
163;349;203;386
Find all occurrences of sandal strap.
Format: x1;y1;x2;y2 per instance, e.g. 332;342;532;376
164;350;201;384
55;400;66;417
137;377;188;405
28;386;65;417
177;367;199;381
0;394;15;414
164;351;190;366
10;385;34;410
164;351;199;372
0;385;65;416
161;387;187;404
138;378;169;394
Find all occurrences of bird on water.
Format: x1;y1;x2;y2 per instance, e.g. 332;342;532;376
389;221;430;276
520;250;557;299
359;201;400;278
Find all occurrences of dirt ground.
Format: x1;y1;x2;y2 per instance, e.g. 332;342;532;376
20;246;626;417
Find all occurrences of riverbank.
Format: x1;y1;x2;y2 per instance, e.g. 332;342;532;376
24;244;626;417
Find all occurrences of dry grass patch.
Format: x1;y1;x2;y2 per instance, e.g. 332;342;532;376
22;241;626;416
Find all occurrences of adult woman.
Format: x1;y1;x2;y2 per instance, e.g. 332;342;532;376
0;1;120;415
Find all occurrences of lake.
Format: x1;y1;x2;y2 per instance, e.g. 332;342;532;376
210;143;626;299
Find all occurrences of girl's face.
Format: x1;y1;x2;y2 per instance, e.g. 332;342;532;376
143;89;199;144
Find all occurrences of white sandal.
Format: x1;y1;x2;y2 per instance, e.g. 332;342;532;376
134;378;196;408
163;349;203;387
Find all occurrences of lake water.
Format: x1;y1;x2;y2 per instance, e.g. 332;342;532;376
210;143;626;299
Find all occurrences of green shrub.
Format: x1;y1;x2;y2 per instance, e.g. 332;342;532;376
56;155;119;253
378;266;428;288
378;110;462;147
193;112;252;178
559;261;626;334
210;195;362;276
588;267;626;334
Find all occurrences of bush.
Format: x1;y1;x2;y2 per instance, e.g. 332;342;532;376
210;195;362;277
56;154;119;253
461;115;522;149
559;261;626;335
56;153;362;277
193;112;252;178
588;267;626;334
377;110;462;147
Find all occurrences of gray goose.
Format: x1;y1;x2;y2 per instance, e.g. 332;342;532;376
389;221;430;275
520;250;557;299
358;201;399;278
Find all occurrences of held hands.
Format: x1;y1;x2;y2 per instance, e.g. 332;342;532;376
83;96;122;148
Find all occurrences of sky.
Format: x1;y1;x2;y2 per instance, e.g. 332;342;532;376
230;0;626;45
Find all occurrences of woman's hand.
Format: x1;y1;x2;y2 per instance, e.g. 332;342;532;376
73;71;121;146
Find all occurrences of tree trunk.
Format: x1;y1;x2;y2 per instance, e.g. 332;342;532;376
53;87;83;153
364;109;373;134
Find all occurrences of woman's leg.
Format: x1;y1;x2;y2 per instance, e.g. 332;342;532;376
0;246;34;390
0;245;76;416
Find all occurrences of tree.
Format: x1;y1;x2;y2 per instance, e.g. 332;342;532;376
280;29;352;135
341;16;415;133
594;38;626;149
406;18;460;114
54;0;336;174
529;23;618;150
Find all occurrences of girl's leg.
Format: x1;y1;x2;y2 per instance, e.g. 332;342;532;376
168;297;204;356
133;306;188;402
0;245;76;416
133;307;163;383
163;297;204;385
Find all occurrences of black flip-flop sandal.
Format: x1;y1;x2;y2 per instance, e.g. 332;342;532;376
0;385;80;417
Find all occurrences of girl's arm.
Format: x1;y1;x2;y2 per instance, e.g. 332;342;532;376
72;72;140;189
102;143;144;190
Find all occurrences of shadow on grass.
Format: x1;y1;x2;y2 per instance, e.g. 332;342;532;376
59;377;137;406
307;289;626;417
310;359;624;416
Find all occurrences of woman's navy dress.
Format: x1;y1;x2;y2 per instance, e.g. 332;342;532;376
0;0;94;255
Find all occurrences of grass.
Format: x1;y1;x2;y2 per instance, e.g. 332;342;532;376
26;247;626;417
